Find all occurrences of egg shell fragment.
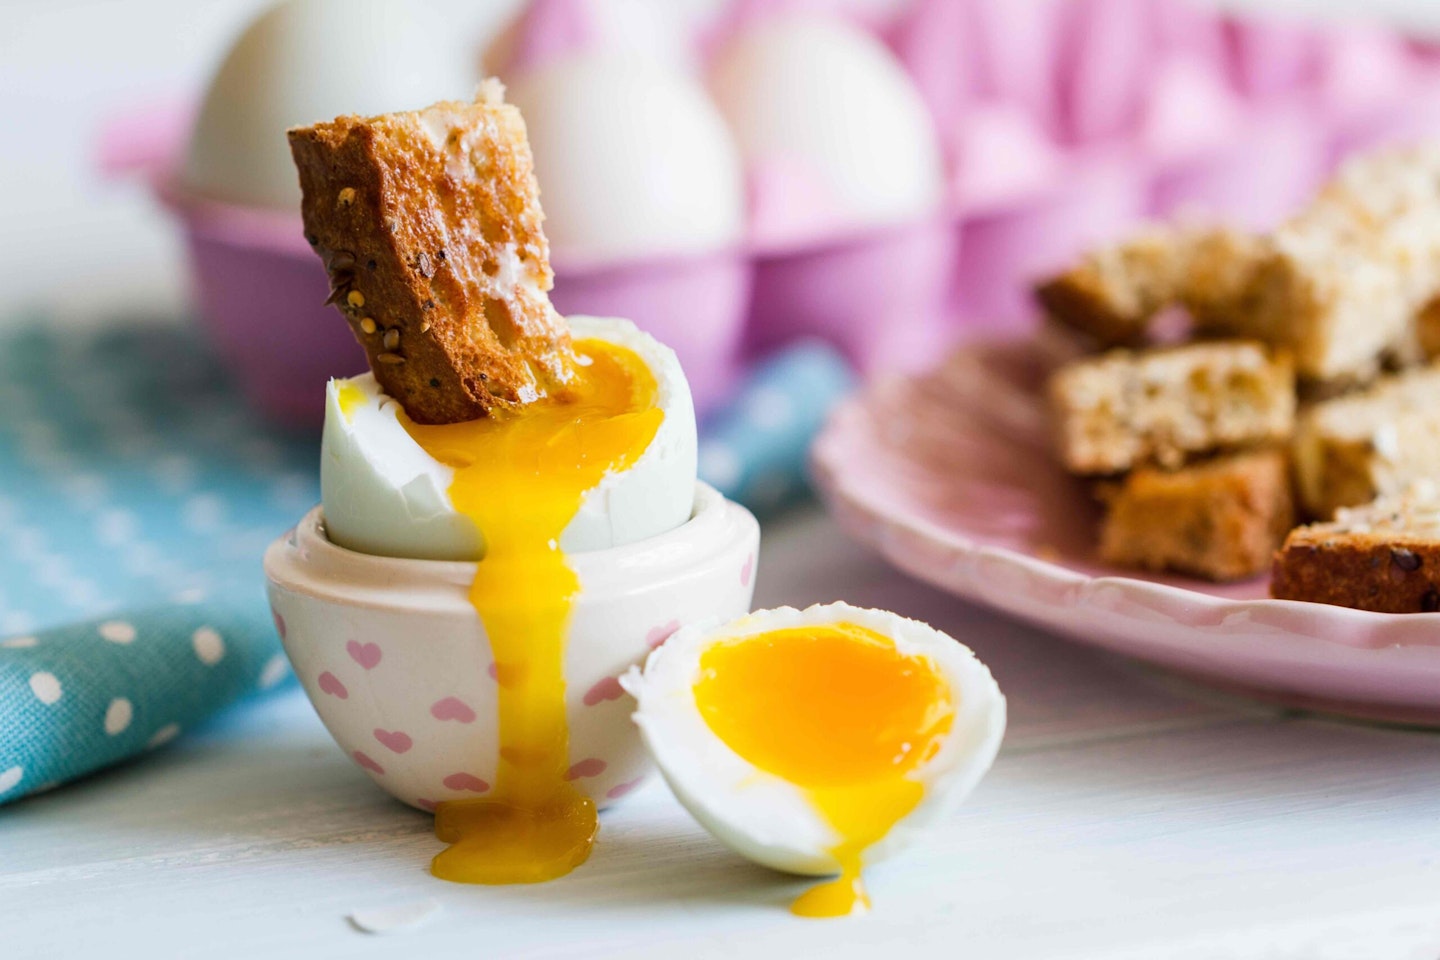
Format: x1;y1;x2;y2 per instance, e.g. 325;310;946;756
320;315;697;561
623;602;1007;877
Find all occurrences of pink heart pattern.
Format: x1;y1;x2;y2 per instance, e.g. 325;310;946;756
646;619;681;650
353;750;385;775
374;729;413;754
346;640;382;670
583;676;624;707
606;777;646;800
741;554;754;587
317;671;348;699
415;798;438;812
430;697;477;723
443;773;490;793
565;758;607;781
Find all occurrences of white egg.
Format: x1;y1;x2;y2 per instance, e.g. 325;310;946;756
506;56;745;262
624;602;1006;879
320;315;698;561
184;0;475;209
707;14;946;242
485;0;695;79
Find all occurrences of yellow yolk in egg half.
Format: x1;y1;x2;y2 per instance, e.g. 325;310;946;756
398;337;663;884
692;623;955;917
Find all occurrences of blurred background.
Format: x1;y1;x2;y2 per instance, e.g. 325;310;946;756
4;0;1439;327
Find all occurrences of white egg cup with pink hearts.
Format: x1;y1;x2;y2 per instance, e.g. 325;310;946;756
263;482;758;813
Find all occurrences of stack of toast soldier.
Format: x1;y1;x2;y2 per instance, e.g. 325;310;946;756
1039;145;1440;611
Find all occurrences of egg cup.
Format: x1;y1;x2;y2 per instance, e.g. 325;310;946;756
263;482;759;812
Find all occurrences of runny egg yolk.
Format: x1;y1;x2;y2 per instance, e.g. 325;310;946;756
398;338;663;884
692;622;955;918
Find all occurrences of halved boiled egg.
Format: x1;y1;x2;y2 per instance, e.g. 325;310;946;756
624;602;1006;918
320;315;697;561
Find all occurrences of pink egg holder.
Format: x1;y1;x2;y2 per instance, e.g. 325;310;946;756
99;1;1440;427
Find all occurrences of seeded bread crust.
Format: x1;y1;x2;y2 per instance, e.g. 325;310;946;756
288;81;571;424
1049;340;1296;475
1098;449;1294;582
1272;482;1440;612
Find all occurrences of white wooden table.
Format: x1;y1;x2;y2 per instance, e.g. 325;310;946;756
4;508;1440;960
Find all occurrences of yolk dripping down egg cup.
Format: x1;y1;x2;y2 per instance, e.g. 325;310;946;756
264;316;758;833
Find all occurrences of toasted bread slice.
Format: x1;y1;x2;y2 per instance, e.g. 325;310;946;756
1221;146;1440;386
1098;449;1294;582
289;80;571;424
1035;226;1264;348
1049;340;1295;475
1272;480;1440;612
1291;363;1440;520
1034;226;1185;347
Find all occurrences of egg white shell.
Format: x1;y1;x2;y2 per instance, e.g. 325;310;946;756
624;602;1006;877
184;0;474;209
707;14;945;233
320;315;698;561
506;56;745;262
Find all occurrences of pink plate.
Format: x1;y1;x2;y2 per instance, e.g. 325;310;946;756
811;338;1440;726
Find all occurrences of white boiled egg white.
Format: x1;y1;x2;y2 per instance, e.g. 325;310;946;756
624;602;1006;918
184;0;474;209
320;315;697;560
707;13;946;244
506;56;745;263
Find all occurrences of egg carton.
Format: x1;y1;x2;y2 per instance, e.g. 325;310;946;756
99;0;1440;428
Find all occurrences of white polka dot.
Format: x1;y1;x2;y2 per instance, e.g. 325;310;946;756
0;766;22;795
147;724;181;749
28;672;61;705
258;654;290;690
1;636;37;649
182;494;226;534
172;587;207;604
744;386;794;430
98;621;136;644
698;441;743;490
153;454;196;492
61;473;107;509
192;627;225;666
104;698;133;736
95;509;139;546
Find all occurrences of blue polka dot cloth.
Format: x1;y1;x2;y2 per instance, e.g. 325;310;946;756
0;320;315;804
0;320;852;805
698;340;857;514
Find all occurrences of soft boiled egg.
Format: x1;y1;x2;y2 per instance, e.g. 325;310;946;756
625;602;1006;918
320;315;697;561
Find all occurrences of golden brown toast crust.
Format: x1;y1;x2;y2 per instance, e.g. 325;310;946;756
1272;482;1440;612
1097;449;1294;582
288;82;571;424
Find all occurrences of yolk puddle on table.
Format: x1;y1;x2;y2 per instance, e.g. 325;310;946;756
400;337;663;884
692;622;955;918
